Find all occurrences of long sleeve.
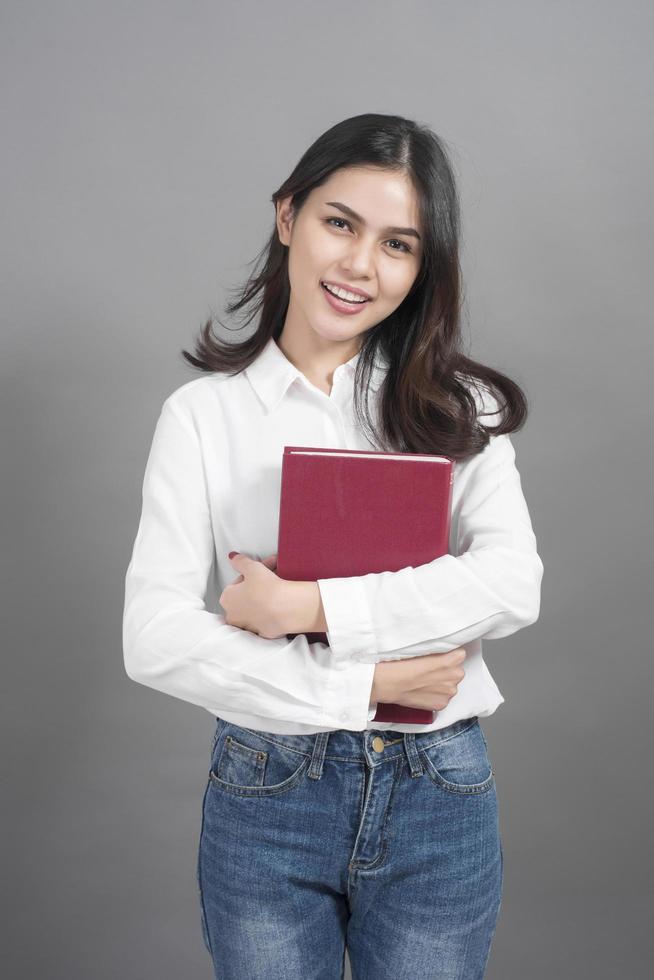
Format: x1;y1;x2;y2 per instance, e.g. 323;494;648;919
316;417;544;665
122;397;376;729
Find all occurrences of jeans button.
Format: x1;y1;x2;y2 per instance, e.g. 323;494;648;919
371;736;385;753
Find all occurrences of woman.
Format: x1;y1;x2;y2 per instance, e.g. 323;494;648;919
123;112;544;979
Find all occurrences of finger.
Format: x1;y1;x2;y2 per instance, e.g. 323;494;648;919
228;551;253;570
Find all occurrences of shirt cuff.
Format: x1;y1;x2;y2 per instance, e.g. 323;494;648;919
322;657;376;731
317;575;378;663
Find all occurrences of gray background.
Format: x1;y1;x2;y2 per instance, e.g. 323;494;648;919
2;1;652;977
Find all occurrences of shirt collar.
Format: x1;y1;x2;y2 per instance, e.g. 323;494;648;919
245;336;388;413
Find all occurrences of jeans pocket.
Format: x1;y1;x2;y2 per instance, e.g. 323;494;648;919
208;724;311;798
419;719;495;795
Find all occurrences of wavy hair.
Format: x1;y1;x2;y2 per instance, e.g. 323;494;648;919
181;112;529;462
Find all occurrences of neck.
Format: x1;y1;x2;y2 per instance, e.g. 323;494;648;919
276;321;361;394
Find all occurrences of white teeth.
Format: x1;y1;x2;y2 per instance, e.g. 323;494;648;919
322;282;368;303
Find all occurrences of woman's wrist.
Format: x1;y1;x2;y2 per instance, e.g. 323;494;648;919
280;580;328;634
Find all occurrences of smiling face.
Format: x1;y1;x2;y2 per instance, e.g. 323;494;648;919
276;166;423;353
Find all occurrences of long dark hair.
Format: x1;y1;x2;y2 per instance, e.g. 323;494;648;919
182;112;529;462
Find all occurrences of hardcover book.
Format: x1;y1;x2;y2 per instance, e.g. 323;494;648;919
276;445;454;725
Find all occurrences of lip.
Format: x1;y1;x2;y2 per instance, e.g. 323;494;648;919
320;281;371;315
321;280;373;300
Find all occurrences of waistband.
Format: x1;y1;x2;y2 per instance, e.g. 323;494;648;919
215;715;480;780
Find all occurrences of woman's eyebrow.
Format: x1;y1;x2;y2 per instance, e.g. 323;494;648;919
324;201;421;240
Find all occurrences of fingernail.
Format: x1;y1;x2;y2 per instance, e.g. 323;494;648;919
228;551;238;559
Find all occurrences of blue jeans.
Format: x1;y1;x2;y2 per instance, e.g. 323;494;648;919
196;715;503;980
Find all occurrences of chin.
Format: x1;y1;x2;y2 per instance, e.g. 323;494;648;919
308;314;354;339
318;325;363;345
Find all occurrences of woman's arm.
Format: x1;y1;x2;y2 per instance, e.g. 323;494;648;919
308;415;544;665
122;397;375;729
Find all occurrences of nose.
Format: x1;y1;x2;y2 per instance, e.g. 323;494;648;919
340;238;376;279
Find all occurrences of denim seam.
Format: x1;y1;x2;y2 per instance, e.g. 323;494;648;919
350;757;402;872
420;763;496;795
196;779;215;959
230;717;478;762
420;718;478;752
208;756;311;796
456;781;489;975
419;724;495;795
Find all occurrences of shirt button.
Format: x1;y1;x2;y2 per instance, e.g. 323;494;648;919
340;711;349;721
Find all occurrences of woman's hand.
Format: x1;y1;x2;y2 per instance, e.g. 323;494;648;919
220;551;291;640
370;647;467;712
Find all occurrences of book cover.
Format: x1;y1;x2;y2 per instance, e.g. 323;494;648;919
276;445;454;725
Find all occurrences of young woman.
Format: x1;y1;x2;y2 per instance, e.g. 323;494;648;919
123;113;543;979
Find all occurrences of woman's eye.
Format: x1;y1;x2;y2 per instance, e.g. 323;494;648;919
324;218;412;254
387;239;412;254
326;217;351;231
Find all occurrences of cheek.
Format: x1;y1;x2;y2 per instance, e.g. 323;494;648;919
289;239;332;292
306;235;343;270
287;247;307;289
381;268;418;305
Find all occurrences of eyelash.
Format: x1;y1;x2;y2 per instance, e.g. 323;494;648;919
324;217;413;254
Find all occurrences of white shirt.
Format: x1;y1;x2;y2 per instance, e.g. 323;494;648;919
123;336;543;734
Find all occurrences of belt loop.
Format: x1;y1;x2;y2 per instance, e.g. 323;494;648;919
403;732;424;777
307;731;330;780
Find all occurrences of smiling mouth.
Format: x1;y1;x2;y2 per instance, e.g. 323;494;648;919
320;281;371;304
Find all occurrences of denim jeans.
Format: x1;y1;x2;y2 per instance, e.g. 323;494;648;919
196;715;503;980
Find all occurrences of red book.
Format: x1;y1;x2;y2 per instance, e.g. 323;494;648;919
276;445;454;725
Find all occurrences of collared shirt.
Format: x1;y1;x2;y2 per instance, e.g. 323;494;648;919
122;336;544;734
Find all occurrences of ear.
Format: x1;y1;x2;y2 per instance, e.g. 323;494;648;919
276;195;295;247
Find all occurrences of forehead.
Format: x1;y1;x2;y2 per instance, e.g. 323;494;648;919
311;166;421;231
